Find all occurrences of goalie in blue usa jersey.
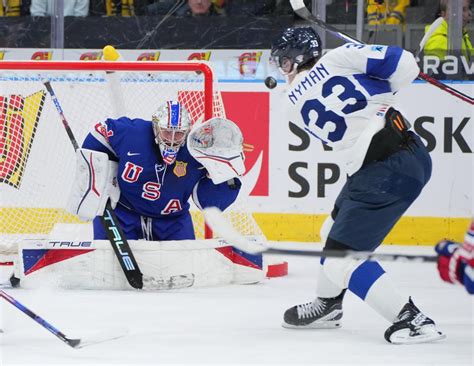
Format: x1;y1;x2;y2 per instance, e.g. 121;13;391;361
66;101;245;241
271;27;444;344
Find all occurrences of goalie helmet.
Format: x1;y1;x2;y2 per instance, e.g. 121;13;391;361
270;26;322;76
152;101;192;165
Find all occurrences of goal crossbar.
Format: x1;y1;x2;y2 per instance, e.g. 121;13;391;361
0;61;214;122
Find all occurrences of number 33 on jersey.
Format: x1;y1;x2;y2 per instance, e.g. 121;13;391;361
287;44;419;155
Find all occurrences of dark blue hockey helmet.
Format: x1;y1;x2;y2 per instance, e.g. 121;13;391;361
270;27;322;75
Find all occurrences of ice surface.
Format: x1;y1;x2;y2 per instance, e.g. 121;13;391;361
0;244;472;366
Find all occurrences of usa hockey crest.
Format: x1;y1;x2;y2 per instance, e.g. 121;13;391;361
173;161;187;177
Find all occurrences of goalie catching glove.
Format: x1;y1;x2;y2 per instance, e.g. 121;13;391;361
187;117;246;184
66;149;120;221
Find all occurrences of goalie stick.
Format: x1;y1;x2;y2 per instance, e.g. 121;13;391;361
203;207;437;263
144;273;195;290
0;290;127;348
43;81;143;290
288;0;474;105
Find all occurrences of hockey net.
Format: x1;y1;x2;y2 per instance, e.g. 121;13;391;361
0;61;263;254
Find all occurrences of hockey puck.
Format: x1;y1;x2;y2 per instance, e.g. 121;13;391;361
266;261;288;277
10;275;20;288
264;76;277;89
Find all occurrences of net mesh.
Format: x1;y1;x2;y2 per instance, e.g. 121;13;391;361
0;63;262;252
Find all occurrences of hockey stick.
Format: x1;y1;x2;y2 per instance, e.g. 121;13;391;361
0;290;128;348
0;289;81;348
203;207;437;263
43;81;143;289
262;248;437;262
203;207;267;254
288;0;474;105
415;16;444;60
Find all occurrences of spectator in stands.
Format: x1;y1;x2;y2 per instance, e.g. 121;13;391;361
104;0;135;16
30;0;89;16
175;0;220;16
423;0;473;66
367;0;410;25
89;0;140;16
0;0;30;16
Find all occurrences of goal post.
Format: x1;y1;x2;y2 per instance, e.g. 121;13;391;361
0;60;263;251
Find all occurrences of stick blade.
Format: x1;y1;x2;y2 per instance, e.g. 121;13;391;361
289;0;306;11
418;16;444;54
66;338;82;348
289;0;313;18
71;327;129;349
203;207;265;254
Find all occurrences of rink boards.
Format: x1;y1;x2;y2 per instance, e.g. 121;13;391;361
0;48;472;244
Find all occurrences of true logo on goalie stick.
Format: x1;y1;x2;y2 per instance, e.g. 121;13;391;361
0;91;45;188
103;210;136;271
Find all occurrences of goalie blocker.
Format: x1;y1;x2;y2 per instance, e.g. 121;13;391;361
66;148;120;221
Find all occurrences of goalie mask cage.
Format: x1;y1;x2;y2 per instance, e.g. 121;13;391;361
0;61;263;252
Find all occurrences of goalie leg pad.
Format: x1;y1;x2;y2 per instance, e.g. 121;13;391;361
215;246;264;284
0;255;16;288
18;239;263;290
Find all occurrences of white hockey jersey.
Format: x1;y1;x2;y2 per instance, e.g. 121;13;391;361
287;43;419;175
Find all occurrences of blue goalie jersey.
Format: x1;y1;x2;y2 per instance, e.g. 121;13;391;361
82;117;241;221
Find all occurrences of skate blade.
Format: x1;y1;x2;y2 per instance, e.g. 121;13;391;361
389;327;446;345
282;320;342;329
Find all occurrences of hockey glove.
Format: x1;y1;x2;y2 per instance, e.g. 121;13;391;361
66;148;120;221
434;240;465;284
187;117;245;184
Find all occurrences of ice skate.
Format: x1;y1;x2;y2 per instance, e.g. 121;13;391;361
282;290;345;329
384;297;446;344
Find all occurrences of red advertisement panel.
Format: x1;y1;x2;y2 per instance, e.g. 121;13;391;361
221;92;269;196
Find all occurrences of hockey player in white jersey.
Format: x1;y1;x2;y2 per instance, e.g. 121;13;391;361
271;27;445;344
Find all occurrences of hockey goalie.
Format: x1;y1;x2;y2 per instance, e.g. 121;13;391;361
17;102;266;290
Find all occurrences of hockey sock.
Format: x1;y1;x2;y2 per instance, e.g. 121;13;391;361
348;260;407;322
316;262;345;298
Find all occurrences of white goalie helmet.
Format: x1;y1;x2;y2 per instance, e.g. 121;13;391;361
152;101;192;165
